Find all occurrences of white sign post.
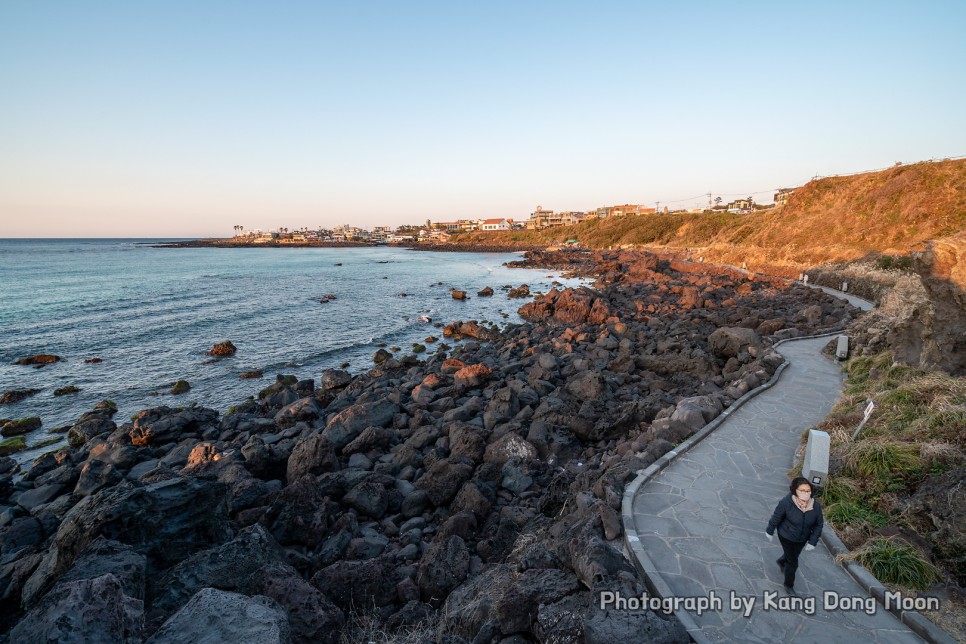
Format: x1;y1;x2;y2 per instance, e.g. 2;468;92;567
852;400;876;440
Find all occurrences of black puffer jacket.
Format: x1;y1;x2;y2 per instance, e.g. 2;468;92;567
766;494;824;546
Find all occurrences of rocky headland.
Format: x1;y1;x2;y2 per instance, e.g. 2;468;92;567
0;250;862;643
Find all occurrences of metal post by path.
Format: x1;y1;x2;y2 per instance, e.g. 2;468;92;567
852;400;876;440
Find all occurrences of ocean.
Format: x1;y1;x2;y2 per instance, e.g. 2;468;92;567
0;239;582;453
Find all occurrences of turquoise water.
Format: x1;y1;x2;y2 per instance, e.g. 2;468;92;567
0;240;577;445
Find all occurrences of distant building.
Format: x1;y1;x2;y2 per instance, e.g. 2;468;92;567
774;188;797;206
527;206;585;229
727;198;753;214
608;204;655;217
480;218;511;231
592;204;655;219
370;226;392;242
433;221;462;232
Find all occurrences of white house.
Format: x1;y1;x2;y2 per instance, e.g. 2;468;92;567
479;218;511;231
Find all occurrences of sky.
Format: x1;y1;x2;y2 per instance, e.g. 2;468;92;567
1;1;965;238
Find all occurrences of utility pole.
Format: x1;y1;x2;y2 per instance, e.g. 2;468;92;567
655;201;660;215
707;192;712;209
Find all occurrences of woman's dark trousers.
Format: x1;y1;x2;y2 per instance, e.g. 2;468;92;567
778;535;807;588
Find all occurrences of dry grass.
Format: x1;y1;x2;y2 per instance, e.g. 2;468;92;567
338;609;443;644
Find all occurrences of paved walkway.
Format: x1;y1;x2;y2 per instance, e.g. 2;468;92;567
623;291;936;643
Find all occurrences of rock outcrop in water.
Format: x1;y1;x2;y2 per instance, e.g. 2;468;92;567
206;341;237;357
13;355;62;367
1;389;42;405
0;250;860;641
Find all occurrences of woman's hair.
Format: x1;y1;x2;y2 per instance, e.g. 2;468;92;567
790;477;814;494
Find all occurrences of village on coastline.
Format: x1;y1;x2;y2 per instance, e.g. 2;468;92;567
230;190;796;244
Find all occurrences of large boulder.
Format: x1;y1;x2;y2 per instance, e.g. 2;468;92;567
453;364;492;389
669;395;724;435
22;477;230;607
149;525;285;622
10;574;143;643
342;426;395;455
286;433;339;483
274;397;324;429
66;410;117;448
708;327;763;360
320;369;352;391
321;398;400;451
55;537;147;601
73;459;122;497
442;564;582;638
146;588;289;644
566;371;603;402
535;591;690;644
249;562;344;644
484;433;538;466
442;320;486;340
259;475;335;549
518;288;614;326
342;479;389;518
415;459;474;506
128;406;219;447
416;535;470;606
311;556;398;610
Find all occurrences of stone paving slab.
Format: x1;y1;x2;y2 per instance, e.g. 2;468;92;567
624;334;935;643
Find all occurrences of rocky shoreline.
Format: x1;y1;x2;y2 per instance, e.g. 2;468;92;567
0;250;861;643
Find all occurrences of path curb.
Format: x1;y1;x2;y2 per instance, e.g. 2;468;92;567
621;328;954;643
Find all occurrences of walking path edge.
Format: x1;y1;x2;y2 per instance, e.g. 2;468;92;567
621;327;956;644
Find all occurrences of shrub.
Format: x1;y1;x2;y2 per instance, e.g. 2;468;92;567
825;500;888;528
844;441;921;478
840;537;940;590
917;409;966;446
821;475;861;506
874;254;915;272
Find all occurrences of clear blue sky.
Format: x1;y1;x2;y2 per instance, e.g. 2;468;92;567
2;1;964;237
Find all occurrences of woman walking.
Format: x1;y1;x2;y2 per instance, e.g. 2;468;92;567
765;477;824;594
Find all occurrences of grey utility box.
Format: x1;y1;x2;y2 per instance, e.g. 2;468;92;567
801;429;831;490
835;335;849;361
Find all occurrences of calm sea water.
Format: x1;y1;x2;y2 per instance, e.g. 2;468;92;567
0;239;580;449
